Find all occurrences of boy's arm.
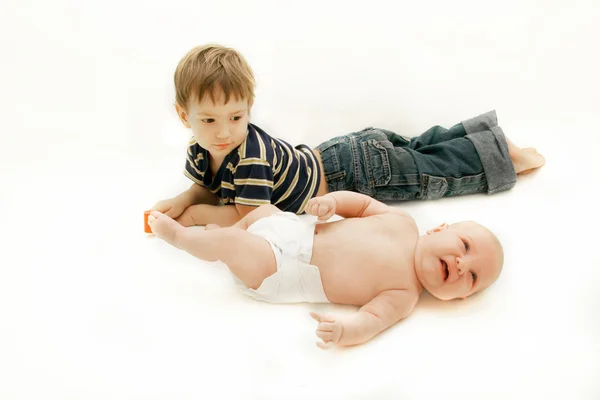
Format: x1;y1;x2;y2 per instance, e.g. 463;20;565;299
311;289;418;348
181;183;220;206
151;183;219;219
305;191;408;220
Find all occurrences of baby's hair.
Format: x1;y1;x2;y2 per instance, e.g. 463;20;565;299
174;44;255;108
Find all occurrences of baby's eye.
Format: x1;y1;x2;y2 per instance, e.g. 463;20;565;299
463;239;470;253
470;271;477;283
202;118;215;124
231;116;242;121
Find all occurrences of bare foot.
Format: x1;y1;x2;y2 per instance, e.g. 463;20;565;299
148;211;185;248
513;147;545;174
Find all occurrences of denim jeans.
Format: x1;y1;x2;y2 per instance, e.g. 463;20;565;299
315;110;517;201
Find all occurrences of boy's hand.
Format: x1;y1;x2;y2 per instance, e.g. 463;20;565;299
310;311;343;349
305;195;337;221
151;197;188;220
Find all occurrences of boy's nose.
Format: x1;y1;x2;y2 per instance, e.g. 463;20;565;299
216;129;230;139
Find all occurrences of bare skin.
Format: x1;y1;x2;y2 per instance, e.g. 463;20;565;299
148;191;504;349
505;137;545;175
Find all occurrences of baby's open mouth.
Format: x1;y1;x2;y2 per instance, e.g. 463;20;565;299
441;259;449;281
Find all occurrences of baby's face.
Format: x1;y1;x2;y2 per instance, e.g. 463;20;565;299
177;87;251;156
414;221;503;301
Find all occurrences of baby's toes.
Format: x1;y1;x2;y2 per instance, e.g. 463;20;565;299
150;211;164;219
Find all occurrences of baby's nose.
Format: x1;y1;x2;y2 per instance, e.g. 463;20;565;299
456;258;465;275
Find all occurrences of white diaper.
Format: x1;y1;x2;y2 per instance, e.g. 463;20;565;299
231;212;330;304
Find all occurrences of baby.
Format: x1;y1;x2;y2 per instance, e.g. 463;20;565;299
147;190;503;349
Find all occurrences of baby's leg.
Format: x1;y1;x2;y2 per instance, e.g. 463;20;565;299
148;211;276;290
232;204;281;230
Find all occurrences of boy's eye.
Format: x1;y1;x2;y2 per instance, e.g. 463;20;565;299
231;116;242;121
470;271;477;283
202;118;215;124
463;239;470;253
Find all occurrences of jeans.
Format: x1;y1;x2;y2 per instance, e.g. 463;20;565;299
315;110;517;201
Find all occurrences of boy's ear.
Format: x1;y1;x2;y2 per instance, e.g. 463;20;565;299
175;103;191;129
426;222;449;235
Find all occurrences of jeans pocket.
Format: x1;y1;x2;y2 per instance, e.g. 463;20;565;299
361;139;391;188
422;175;449;199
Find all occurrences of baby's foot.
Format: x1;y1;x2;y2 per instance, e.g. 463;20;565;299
147;211;185;248
513;147;545;175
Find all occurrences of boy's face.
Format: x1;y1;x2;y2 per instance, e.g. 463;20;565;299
414;222;503;301
176;87;252;156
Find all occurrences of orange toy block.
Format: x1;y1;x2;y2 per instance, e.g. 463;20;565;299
144;210;153;233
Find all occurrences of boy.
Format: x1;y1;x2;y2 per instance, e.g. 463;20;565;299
151;44;544;227
147;190;504;349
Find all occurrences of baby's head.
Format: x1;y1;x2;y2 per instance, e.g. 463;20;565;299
414;221;503;301
173;44;255;155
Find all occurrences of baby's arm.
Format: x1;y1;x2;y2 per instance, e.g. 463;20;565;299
305;191;408;220
311;289;418;348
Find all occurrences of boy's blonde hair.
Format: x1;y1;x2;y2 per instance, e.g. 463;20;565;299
174;44;255;108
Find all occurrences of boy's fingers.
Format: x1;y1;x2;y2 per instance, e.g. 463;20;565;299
165;208;178;218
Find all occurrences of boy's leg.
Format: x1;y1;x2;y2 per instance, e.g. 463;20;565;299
383;111;544;175
380;124;468;150
403;110;544;194
148;211;276;290
314;110;544;201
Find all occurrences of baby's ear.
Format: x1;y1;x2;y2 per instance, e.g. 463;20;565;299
426;222;449;235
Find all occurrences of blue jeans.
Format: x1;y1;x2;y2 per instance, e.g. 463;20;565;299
315;110;516;201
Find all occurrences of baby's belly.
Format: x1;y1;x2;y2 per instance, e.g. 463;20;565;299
310;216;414;305
315;257;393;306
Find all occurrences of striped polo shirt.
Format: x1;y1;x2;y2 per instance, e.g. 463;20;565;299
183;123;322;214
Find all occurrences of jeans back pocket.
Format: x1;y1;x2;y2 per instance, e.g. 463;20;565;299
360;139;391;188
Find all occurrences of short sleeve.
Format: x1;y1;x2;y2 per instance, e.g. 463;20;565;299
233;157;274;206
183;143;206;186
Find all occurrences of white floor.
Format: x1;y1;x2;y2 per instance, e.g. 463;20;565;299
1;0;599;398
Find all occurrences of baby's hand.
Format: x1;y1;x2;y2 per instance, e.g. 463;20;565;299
305;195;337;221
310;311;343;349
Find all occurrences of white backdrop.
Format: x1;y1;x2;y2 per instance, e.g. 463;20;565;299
1;0;599;399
